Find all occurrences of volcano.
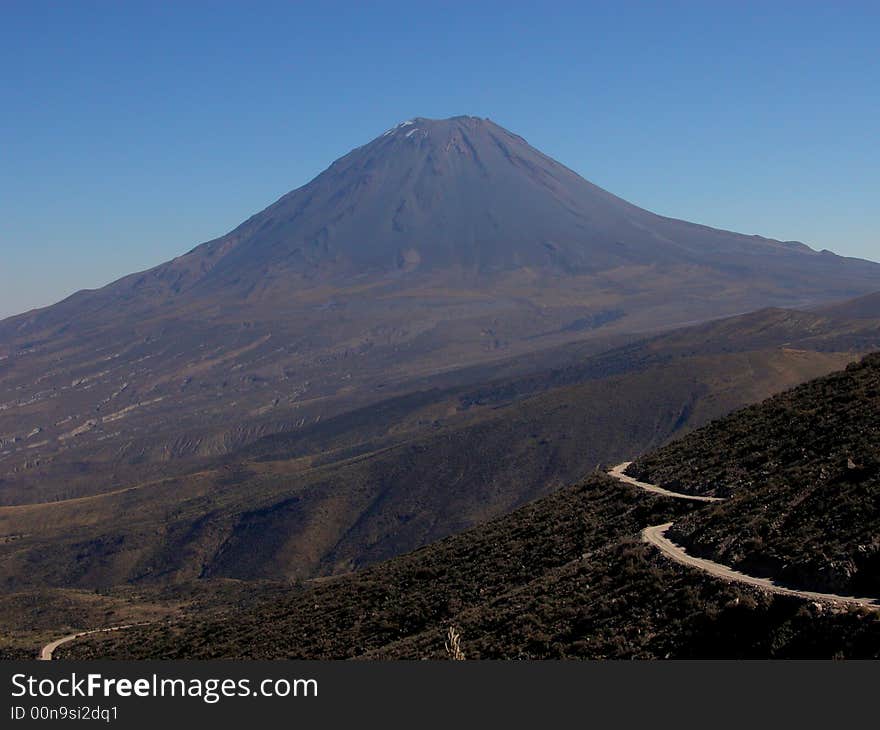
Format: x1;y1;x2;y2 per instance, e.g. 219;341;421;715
1;115;878;496
6;115;879;328
163;115;877;291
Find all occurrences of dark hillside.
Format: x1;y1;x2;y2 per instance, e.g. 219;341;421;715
61;475;880;660
629;352;880;594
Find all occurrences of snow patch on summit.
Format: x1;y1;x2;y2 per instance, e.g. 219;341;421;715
383;119;418;136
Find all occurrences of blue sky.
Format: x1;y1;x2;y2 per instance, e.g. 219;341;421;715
1;1;878;318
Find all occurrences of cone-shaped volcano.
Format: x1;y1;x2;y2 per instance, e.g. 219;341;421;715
6;115;878;329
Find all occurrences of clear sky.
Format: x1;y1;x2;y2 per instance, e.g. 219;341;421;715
1;1;878;319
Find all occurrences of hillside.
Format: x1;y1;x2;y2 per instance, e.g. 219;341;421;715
59;472;880;660
628;352;880;595
0;303;869;592
55;353;880;660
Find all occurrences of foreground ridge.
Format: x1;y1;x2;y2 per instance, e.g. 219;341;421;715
608;462;880;610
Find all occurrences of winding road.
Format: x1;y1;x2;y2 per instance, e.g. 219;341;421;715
608;462;724;502
609;462;880;610
38;624;145;660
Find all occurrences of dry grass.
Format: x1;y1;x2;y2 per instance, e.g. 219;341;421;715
444;625;465;660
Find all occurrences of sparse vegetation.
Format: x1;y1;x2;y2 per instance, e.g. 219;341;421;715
59;474;880;659
630;352;880;595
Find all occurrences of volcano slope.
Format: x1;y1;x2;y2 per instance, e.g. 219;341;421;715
2;116;879;515
0;298;877;597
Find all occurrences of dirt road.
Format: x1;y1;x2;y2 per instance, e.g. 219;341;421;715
609;462;880;610
608;462;724;502
38;625;144;660
642;522;880;609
